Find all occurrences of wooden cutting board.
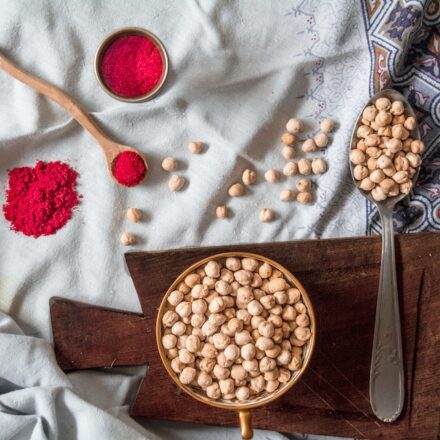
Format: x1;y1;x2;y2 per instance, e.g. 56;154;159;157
50;233;440;440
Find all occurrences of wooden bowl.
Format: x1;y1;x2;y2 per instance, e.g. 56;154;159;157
156;252;316;439
95;27;169;103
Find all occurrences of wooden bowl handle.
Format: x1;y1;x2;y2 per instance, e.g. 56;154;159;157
239;409;253;439
50;297;148;370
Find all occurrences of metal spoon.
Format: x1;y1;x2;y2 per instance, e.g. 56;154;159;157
349;88;421;422
0;51;148;185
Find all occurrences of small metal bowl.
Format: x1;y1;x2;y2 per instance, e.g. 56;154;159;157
156;252;316;439
95;27;169;103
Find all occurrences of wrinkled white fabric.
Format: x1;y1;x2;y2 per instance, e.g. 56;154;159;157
0;0;370;438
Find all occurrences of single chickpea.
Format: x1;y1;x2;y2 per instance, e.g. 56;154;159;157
259;262;272;279
410;140;424;154
237;309;252;324
224;343;241;361
302;139;317;153
231;365;247;381
363;105;378;121
162;334;177;350
375;111;392;127
179;348;195;364
162;310;179;328
243;359;259;373
392;124;408;140
216;205;228;219
294;302;307;314
248;300;264;316
268;314;283;328
217;352;234;368
209;313;226;327
377;155;392;170
255;336;274;351
228;317;243;333
179;366;197;385
366;147;381;159
365;134;380;147
357;125;372;138
188;141;204;154
225;257;241;271
120;232;135;246
406;152;421;168
126;208;142;224
260;295;276;310
206;382;221;399
392;171;409;184
235;270;253;286
213;364;230;380
359;177;374;191
185;273;200;288
296;313;310;328
208;297;224;314
168;175;186;192
175;301;191;318
288;355;302;372
177;335;188;350
375;97;391;111
264;368;280;381
213;280;230;296
350;149;366;165
185;334;201;353
296;178;312;192
311;158;327;175
161;157;178;172
201;321;218;337
219;378;234;395
240;169;256;186
235;330;252;346
369;169;385;184
286;288;301;304
264;169;280;183
167;348;178;359
266;278;288;294
236;286;254;308
260;208;275;223
400;180;413;193
378;126;392;137
205;261;220;278
283;161;299;176
371;186;387;201
228;182;245;197
282;146;296;160
281;132;297;146
212;333;230;350
320;119;335;133
199;357;216;373
251;273;263;288
265;345;282;359
250;375;265;393
171;357;185;373
236;386;250;401
298;158;312;175
390;100;404;115
265;380;280;393
286;118;304;133
241;343;256;361
404;116;416;131
274;291;287;305
251;315;265;329
259;356;276;373
314;132;329;148
393;114;406;125
172;322;187;337
167;290;184;307
241;257;258;272
290;335;306;347
258;321;275;338
278;368;291;383
353;164;368;181
294;326;312;341
197;371;213;389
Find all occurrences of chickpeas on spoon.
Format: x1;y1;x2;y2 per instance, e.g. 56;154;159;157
349;88;422;424
0;51;148;186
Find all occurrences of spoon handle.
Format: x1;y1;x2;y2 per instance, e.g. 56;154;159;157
370;207;404;422
0;51;110;148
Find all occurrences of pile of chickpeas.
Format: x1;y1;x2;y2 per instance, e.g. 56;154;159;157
160;256;313;403
350;97;423;201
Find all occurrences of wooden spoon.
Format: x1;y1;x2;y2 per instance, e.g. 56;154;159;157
0;51;148;186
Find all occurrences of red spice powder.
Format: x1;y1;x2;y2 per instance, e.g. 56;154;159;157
3;161;79;238
113;151;146;187
100;35;163;98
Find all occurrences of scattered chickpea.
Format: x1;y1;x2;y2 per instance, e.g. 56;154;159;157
162;157;178;172
302;139;317;153
215;205;228;219
311;158;327;175
260;208;275;223
281;132;297;146
188;141;204;154
280;189;296;202
228;183;245;197
264;169;280;183
242;169;256;185
126;208;142;223
297;192;313;204
286;118;304;134
296;178;311;192
298;159;312;175
168;175;186;192
282;146;296;160
283;162;298;176
120;232;135;246
320;119;335;133
314;132;328;148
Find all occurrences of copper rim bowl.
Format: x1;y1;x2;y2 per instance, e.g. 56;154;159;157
95;27;169;103
156;252;316;439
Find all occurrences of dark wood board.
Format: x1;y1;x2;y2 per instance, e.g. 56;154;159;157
50;233;440;440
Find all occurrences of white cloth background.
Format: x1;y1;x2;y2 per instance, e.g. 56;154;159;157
0;1;371;439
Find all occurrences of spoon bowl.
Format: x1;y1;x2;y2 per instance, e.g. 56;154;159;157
349;88;422;423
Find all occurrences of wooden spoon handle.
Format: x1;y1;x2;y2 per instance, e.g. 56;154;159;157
0;51;110;148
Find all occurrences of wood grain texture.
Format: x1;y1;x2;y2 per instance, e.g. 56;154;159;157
50;233;440;440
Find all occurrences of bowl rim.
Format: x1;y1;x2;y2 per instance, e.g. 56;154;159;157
155;251;317;411
94;26;169;103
